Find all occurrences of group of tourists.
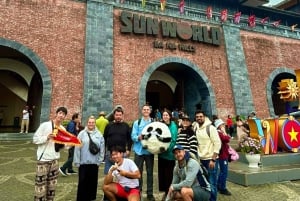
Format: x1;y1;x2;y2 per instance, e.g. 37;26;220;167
32;105;239;201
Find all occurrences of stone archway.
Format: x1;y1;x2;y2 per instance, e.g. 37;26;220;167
140;56;217;118
0;38;51;124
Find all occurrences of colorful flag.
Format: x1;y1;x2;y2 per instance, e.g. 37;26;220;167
207;6;213;19
272;20;281;27
260;17;269;24
220;9;228;22
160;0;166;11
233;11;241;24
291;24;298;32
142;0;146;8
248;15;256;28
179;0;184;15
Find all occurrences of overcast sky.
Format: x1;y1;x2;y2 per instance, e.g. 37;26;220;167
263;0;285;7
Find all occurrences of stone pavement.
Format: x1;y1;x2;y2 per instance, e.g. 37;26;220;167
0;133;300;201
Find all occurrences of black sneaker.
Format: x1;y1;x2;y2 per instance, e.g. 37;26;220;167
67;170;77;175
59;167;68;176
219;189;232;196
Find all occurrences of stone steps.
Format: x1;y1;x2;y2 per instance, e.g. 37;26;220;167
228;152;300;186
0;132;33;141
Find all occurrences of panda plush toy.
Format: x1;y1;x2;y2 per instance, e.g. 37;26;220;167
141;122;172;154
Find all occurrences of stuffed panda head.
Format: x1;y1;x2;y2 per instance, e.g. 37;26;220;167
141;122;172;154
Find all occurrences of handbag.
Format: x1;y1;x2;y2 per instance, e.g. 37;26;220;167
87;132;100;155
228;146;239;162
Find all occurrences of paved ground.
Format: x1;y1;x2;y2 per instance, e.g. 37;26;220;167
1;133;300;201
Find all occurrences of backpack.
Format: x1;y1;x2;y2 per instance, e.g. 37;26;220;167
137;118;153;126
176;152;211;192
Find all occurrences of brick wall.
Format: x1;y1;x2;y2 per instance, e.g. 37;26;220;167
0;0;86;119
112;9;234;120
241;31;300;118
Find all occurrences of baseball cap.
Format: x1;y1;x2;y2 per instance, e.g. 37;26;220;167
181;114;190;121
172;144;184;153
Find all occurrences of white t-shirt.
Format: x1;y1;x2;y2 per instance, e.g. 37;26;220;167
112;158;139;188
22;109;30;120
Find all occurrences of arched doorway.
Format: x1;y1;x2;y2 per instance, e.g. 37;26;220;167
142;57;216;119
0;42;50;132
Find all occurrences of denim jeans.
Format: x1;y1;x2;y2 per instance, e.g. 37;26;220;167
134;153;154;197
61;147;74;171
217;159;228;191
201;159;219;201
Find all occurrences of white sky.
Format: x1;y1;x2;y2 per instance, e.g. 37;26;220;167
263;0;286;7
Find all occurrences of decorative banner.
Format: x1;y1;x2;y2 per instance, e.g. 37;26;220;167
281;119;300;152
262;119;277;154
220;9;228;22
248;119;264;139
206;6;212;19
277;79;298;102
160;0;166;11
291;24;298;32
248;117;300;154
233;11;242;24
260;17;269;24
179;0;184;14
52;127;81;146
248;15;256;27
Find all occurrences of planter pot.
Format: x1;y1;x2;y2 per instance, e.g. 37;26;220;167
245;154;261;168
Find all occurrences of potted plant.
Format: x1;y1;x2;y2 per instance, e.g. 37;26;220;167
239;136;262;168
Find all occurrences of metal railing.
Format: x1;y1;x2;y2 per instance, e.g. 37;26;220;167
93;0;300;39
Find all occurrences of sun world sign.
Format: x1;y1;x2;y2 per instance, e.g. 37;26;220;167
120;11;221;47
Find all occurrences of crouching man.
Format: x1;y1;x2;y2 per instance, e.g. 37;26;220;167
166;144;211;201
103;145;141;201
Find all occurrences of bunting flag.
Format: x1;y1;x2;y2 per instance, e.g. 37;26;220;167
52;127;81;147
233;11;242;24
248;14;256;28
142;0;146;8
291;24;298;32
179;0;184;14
160;0;166;11
220;9;228;22
260;17;269;24
206;6;213;19
272;20;281;27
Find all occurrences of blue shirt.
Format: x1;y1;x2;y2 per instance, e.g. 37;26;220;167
73;128;105;166
131;118;153;155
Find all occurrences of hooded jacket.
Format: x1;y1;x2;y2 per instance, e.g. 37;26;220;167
193;117;221;160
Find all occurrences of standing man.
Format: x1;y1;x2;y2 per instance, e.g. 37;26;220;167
103;107;132;201
59;112;80;176
96;111;109;135
20;105;31;133
103;145;141;201
103;107;132;173
193;110;221;201
33;106;68;201
131;104;155;201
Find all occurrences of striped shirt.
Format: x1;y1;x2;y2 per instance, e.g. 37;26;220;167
176;127;198;157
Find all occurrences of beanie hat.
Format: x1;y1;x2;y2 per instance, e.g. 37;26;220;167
214;119;225;129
